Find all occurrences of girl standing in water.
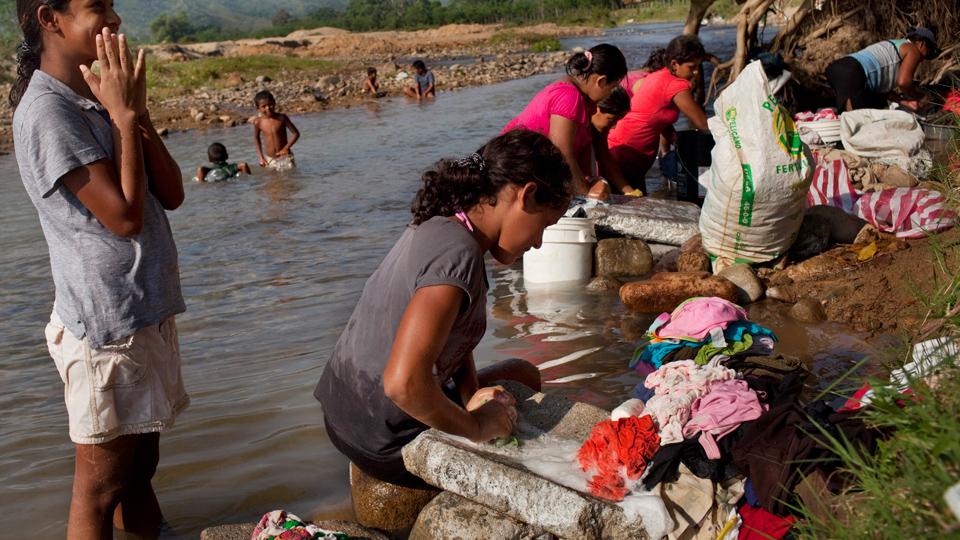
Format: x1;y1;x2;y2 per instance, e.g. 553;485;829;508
12;1;186;538
607;35;710;194
502;44;632;196
315;130;575;488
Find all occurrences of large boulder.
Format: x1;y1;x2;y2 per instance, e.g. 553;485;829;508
805;206;868;245
410;492;554;540
595;238;653;277
620;272;739;313
789;214;832;262
403;381;669;540
585;198;701;245
716;264;765;304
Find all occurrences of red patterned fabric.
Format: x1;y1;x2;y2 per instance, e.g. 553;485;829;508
577;415;660;501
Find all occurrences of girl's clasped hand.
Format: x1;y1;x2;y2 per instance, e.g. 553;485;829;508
78;27;144;122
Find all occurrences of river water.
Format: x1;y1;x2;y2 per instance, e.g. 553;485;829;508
0;22;886;537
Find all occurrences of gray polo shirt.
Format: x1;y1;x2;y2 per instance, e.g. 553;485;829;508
314;216;488;462
14;70;185;348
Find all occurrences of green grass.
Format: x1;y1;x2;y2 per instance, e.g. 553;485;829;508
145;55;339;101
488;31;564;53
792;110;960;539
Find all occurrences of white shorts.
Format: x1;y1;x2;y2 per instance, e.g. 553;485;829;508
45;310;190;445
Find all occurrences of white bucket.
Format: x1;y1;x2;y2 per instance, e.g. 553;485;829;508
522;217;597;284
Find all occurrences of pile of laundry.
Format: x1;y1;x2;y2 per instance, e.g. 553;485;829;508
628;297;784;372
576;296;880;540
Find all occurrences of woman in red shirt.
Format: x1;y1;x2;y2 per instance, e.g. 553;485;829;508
607;36;709;193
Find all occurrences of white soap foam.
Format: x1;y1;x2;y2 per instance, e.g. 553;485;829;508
543;372;600;384
537;347;603;371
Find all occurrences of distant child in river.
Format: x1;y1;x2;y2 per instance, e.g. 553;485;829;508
363;67;386;98
197;142;251;182
315;130;576;490
404;60;435;99
588;86;635;199
253;90;300;168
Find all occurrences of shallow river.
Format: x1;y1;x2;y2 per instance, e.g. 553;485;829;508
0;22;887;537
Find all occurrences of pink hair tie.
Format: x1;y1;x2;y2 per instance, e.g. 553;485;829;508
584;51;593;71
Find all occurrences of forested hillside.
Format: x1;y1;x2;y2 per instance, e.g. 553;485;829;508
0;0;347;40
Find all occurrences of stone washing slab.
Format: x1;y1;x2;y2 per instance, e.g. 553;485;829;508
402;381;667;540
585;198;701;245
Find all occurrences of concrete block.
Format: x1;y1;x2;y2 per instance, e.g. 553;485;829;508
585;198;701;245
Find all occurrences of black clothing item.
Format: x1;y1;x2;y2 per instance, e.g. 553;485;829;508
826;56;888;111
641;430;743;490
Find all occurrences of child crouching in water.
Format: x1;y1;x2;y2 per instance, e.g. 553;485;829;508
198;142;251;182
314;129;575;488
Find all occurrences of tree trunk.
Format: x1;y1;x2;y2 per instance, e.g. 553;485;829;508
684;0;718;36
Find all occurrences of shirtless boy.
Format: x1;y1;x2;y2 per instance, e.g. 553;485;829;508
253;91;301;167
363;67;386;98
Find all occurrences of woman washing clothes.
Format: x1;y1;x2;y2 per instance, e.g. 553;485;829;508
607;35;710;194
502;44;634;196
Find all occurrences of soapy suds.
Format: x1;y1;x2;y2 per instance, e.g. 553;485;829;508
536;347;603;370
438;420;678;539
543;372;600;384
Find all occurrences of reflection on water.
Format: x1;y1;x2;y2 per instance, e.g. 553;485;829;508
0;21;878;538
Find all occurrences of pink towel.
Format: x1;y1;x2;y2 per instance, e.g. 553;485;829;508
651;297;749;341
682;379;766;458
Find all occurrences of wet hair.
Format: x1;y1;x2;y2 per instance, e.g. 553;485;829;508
367;67;377;76
643;48;667;71
411;130;575;226
10;0;72;108
566;44;627;83
207;142;228;162
254;90;275;105
412;60;426;71
665;35;706;66
597;85;629;115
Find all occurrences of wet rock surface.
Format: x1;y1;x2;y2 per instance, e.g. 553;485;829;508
676;251;712;273
620;272;739;313
402;381;654;540
651;248;681;274
585;198;701;245
410;492;555;540
716;264;765;304
585;275;623;293
595;238;653;277
201;520;389;540
351;462;439;535
789;297;829;323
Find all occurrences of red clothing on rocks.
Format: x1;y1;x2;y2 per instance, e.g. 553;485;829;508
577;415;660;501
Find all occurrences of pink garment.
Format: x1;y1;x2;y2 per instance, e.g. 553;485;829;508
620;71;651;100
651;297;749;341
682;379;767;458
607;68;691;174
642;361;735;445
502;81;595;158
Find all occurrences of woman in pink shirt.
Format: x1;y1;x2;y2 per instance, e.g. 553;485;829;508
607;36;709;193
503;44;631;195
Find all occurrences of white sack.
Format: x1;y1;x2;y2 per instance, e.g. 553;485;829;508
699;62;814;272
839;109;924;163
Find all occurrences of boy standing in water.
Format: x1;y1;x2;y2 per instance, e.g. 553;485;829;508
253;90;301;168
403;60;435;99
